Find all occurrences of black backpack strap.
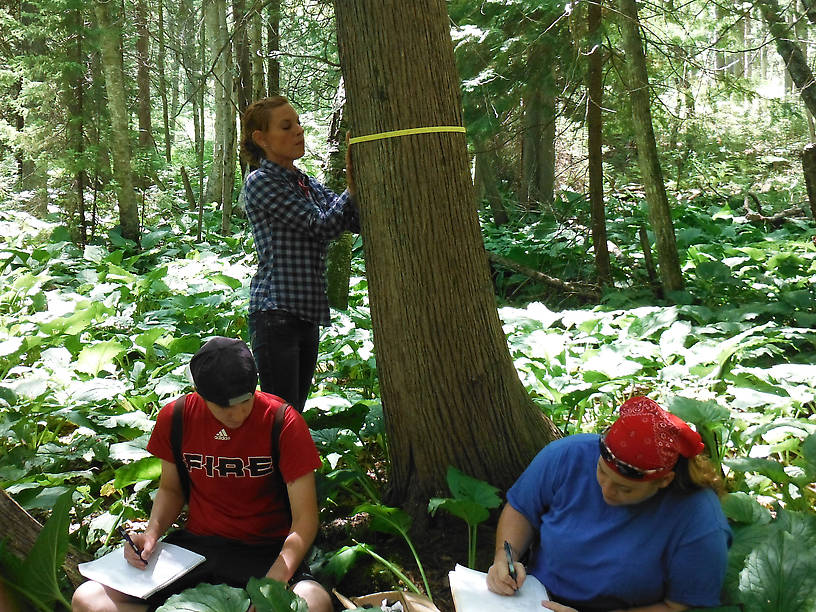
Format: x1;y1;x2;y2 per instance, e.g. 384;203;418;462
273;402;292;517
171;395;190;502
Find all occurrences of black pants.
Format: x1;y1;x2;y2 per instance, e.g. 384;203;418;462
249;309;319;412
143;530;312;610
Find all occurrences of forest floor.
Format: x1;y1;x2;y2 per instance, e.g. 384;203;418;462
318;512;499;612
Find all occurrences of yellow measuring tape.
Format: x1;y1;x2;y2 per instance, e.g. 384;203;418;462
349;125;466;145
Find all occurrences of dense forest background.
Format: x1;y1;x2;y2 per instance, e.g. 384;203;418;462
1;0;816;610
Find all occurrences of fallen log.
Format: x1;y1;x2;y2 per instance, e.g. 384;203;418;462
485;250;601;301
0;489;88;587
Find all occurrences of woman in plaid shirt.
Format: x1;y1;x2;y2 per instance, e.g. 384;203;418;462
240;97;360;412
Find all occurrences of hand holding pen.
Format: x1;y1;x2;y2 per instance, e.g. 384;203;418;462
116;526;148;567
504;540;518;589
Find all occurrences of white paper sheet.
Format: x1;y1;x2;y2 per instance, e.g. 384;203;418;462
78;542;205;598
448;564;549;612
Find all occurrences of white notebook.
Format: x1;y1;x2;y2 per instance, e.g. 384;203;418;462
78;542;206;599
449;564;550;612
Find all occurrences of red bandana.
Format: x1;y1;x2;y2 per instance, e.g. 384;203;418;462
602;397;705;481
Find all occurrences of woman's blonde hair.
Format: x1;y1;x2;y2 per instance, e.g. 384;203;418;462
240;96;290;167
672;455;726;497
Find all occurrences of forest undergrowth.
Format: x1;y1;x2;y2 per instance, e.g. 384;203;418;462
0;187;815;610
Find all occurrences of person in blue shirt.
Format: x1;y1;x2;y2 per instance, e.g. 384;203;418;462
487;397;731;612
239;97;360;412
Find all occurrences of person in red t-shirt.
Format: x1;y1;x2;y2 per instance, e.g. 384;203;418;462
72;337;332;612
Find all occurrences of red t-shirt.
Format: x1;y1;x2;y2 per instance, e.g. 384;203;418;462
147;391;321;542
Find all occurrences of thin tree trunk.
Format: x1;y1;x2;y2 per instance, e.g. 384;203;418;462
94;0;140;242
134;0;153;150
157;0;172;162
521;85;556;209
324;85;354;311
266;0;281;96
334;0;559;512
218;0;236;233
587;0;611;286
617;0;683;292
249;7;265;100
802;143;816;219
474;144;508;227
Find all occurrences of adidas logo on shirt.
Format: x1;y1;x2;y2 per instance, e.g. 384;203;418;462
214;429;230;441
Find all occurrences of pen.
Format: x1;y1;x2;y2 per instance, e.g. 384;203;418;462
116;526;147;565
504;540;517;587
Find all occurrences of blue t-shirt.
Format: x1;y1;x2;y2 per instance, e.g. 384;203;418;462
507;434;731;610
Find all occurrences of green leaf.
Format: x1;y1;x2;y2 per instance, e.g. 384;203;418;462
668;396;731;427
800;433;816;480
113;457;162;488
16;490;73;610
354;503;412;537
724;457;789;483
75;341;126;376
445;466;501;509
247;577;308;612
208;273;242;290
720;492;772;525
428;497;489;526
738;530;816;612
155;582;249;612
320;544;367;582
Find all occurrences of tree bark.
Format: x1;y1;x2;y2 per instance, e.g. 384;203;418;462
803;144;816;219
324;88;355;311
617;0;683;292
249;7;265;100
521;86;556;209
134;0;153;150
474;144;508;227
266;0;281;96
157;0;172;162
0;489;88;588
94;0;140;242
587;0;612;287
756;0;816;116
334;0;559;511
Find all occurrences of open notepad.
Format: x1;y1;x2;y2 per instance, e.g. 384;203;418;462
78;542;206;599
449;564;549;612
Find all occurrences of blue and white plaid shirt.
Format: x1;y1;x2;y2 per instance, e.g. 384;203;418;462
243;158;360;326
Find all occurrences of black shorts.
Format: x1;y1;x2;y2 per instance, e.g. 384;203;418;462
143;529;314;610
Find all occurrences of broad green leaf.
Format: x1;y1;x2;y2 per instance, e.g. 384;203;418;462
321;544;367;581
75;341;126;376
355;503;412;537
738;530;816;612
720;492;772;525
208;272;242;290
668;396;730;427
724;457;789;483
627;306;678;339
801;433;816;479
428;497;489;526
247;576;308;612
156;583;249;612
305;401;369;432
17;490;73;610
445;466;501;509
113;457;161;488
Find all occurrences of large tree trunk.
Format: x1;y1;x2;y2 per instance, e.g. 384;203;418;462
617;0;683;292
756;0;816;116
334;0;559;512
94;0;140;242
0;489;88;588
587;0;612;287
